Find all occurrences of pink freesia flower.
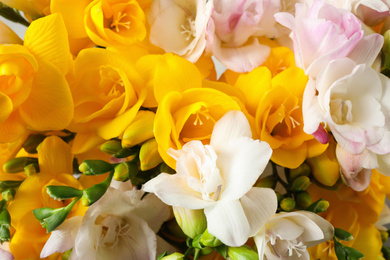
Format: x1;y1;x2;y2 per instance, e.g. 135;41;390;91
275;0;371;78
302;57;390;191
207;0;280;72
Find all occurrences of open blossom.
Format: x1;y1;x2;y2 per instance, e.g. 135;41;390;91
148;0;213;63
41;182;173;260
254;211;334;259
302;57;390;191
144;110;277;246
274;0;383;78
207;0;281;72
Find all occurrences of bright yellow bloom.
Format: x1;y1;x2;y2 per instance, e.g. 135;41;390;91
233;60;327;168
7;136;86;259
68;47;146;154
0;14;73;143
308;171;390;259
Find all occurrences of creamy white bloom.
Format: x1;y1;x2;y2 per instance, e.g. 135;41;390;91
148;0;213;63
41;183;172;260
302;57;390;191
144;110;277;246
254;211;334;260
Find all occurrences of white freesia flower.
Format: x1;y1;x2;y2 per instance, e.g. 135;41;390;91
148;0;213;63
302;57;390;191
254;211;334;260
144;110;277;246
40;182;173;260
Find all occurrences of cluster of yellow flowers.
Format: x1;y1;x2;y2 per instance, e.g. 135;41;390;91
0;0;389;259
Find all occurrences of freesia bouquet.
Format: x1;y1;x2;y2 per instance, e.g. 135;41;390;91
0;0;390;259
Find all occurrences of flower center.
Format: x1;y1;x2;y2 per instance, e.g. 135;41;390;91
330;98;353;124
96;214;132;249
181;17;196;41
266;230;307;257
110;11;131;32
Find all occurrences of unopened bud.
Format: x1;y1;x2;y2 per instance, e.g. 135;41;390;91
290;176;311;191
79;160;114;176
306;141;340;187
24;163;38;176
0;225;10;243
256;176;277;189
280;197;296;212
289;163;310;181
295;191;312;209
307;199;330;213
334;228;353;241
22;134;46;154
227;245;258;260
381;230;389;243
159;162;176;175
159;252;184;260
139;139;163;171
276;192;284;203
1;189;15;201
100;140;122;155
82;171;114;206
122;110;155;148
200;229;223;247
173;207;207;239
113;162;138;182
3;157;38;173
114;147;139;160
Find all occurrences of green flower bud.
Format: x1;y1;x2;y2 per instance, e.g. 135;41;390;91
0;225;10;243
275;192;284;203
24;163;38;176
256;176;277;189
79;160;114;176
200;229;223;247
139;139;163;171
46;186;83;200
122;110;155;148
280;197;296;212
173;207;207;239
289;163;310;181
290;176;311;192
3;157;38;173
0;180;23;192
114;147;139;160
0;208;11;228
100;140;122;155
1;189;15;202
113;161;138;182
227;245;258;260
82;171;114;206
334;228;353;242
381;230;389;243
307;199;330;213
295;191;312;209
22;134;46;154
159;252;184;260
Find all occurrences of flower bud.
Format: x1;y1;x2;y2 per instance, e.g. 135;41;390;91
306;141;340;187
159;162;176;175
173;207;207;239
22;134;46;154
289;163;311;180
3;157;38;173
46;186;83;200
307;198;330;213
0;180;23;192
24;163;38;176
122;110;155;148
159;252;185;260
114;147;139;160
334;228;353;241
113;161;139;182
290;176;311;191
381;230;389;243
139;138;163;171
199;229;223;247
280;197;296;212
100;140;122;155
256;176;277;189
82;171;114;206
0;208;11;228
227;245;258;260
79;160;114;176
275;192;284;203
295;191;312;209
0;225;10;243
1;189;15;202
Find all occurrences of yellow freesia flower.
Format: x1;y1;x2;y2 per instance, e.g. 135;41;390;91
233;48;327;168
68;48;146;154
308;171;390;259
0;14;73;143
7;136;86;259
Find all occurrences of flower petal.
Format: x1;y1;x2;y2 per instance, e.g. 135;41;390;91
204;200;250;247
240;187;277;237
0;20;22;44
40;216;83;258
0;92;13;124
348;34;383;67
38;136;73;175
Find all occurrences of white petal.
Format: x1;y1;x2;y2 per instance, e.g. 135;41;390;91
205;200;250;247
217;136;272;201
40;216;83;258
0;248;13;260
298;211;334;247
377;153;390;176
240;188;277;237
210;110;252;149
254;229;266;260
302;79;326;135
348;33;384;67
143;173;213;209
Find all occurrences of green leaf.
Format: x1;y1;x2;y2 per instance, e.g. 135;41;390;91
215;245;228;259
382;245;390;260
46;186;83;200
81;171;114;206
157;252;169;260
0;3;29;26
334;239;347;260
0;208;11;228
335;228;354;241
0;225;10;242
344;246;364;260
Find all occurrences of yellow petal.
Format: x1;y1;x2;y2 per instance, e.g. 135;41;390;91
235;66;272;115
71;132;105;154
50;0;90;39
37;136;73;175
19;60;73;131
352;224;383;260
271;67;308;97
0;112;26;143
194;55;216;80
24;13;72;75
0;20;23;44
271;143;308;169
0;91;13;124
